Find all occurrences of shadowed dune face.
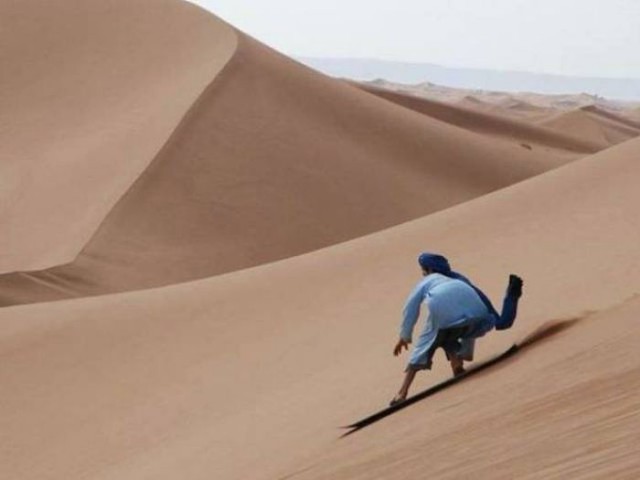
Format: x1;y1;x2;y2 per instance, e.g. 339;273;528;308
0;32;571;305
0;0;237;273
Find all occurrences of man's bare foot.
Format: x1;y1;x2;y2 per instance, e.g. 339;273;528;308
389;393;407;406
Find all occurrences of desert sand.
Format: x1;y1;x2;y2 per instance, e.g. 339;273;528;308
362;79;640;121
540;105;640;149
1;1;640;479
354;83;603;154
0;0;237;273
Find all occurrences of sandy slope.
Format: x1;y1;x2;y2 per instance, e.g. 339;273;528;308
0;0;237;273
1;133;639;479
2;2;640;479
540;105;640;149
0;31;571;305
294;296;640;480
357;84;601;154
363;80;640;127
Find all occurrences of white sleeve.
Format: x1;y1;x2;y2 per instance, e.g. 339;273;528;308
399;280;426;342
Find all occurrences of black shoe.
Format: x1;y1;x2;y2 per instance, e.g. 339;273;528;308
453;366;466;377
508;274;523;298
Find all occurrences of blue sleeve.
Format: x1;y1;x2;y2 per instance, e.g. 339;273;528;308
400;281;426;342
450;272;499;318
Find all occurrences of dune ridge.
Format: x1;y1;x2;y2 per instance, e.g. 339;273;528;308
360;80;640;126
0;0;238;273
357;84;602;154
0;32;572;305
540;105;640;149
454;96;555;122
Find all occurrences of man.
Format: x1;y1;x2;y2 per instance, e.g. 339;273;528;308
390;253;523;406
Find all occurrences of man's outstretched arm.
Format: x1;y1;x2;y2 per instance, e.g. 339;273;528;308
399;281;425;342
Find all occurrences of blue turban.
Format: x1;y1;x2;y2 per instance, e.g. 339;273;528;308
417;252;499;320
418;252;452;274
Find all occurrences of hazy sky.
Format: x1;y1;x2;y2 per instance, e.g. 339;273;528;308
190;1;640;79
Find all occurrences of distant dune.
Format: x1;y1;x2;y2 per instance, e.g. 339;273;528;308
540;105;640;149
459;95;487;107
455;96;552;122
358;79;640;119
495;97;552;115
356;83;601;154
1;1;640;479
300;56;640;100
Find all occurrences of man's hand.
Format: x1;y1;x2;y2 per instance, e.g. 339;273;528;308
393;338;410;356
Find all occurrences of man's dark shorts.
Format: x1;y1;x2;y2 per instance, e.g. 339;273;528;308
406;325;471;372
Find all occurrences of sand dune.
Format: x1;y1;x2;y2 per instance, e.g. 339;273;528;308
2;134;639;480
2;2;640;479
495;97;547;112
458;95;489;107
0;31;570;305
0;0;237;273
356;84;602;154
294;296;640;479
493;97;556;119
455;95;553;122
581;104;640;129
362;81;640;125
540;105;640;149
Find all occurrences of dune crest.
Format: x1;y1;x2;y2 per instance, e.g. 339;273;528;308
357;84;602;154
0;31;571;305
0;0;237;273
